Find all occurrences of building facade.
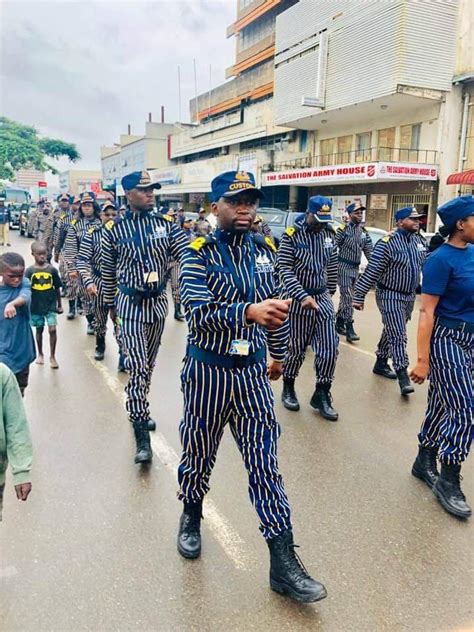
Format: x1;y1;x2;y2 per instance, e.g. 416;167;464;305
59;169;103;196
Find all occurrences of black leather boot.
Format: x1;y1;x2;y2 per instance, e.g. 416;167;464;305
310;384;338;421
411;445;439;489
86;314;95;335
345;320;360;343
66;299;76;320
147;418;156;431
281;378;300;411
396;368;414;395
94;335;106;361
177;500;203;559
117;351;127;372
335;316;346;335
433;463;471;519
132;420;152;464
372;357;397;379
174;303;185;321
267;530;327;603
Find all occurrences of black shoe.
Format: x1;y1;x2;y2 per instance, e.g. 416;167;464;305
76;298;83;315
94;335;106;361
433;463;471;519
86;314;95;335
412;445;439;489
268;531;327;603
117;351;127;372
174;304;185;321
132;420;153;464
66;299;76;320
310;384;338;421
281;378;300;411
396;368;414;395
177;501;202;559
147;418;156;431
373;358;397;379
335;316;346;335
345;320;360;343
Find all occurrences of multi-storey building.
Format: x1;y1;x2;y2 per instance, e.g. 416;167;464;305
59;169;103;196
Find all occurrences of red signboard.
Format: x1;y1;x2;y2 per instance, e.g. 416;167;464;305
38;181;47;187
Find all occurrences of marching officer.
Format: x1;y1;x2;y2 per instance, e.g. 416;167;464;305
410;195;474;519
353;206;427;395
54;194;79;317
64;192;102;335
76;201;119;362
163;209;185;321
194;207;212;236
176;170;326;604
335;202;373;342
101;171;189;463
278;196;339;421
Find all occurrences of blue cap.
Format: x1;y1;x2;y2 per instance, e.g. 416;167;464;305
121;171;162;191
308;196;333;222
395;206;423;221
101;200;116;212
57;193;72;203
438;195;474;230
346;202;366;214
80;191;96;204
210;171;264;203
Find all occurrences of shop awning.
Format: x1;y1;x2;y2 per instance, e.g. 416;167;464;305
446;169;474;185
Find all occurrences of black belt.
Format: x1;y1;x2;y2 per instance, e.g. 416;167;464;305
303;287;327;296
187;344;266;368
338;257;360;267
377;283;414;296
438;317;474;333
118;282;166;299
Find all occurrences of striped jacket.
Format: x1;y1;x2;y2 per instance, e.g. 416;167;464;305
64;216;101;271
101;210;188;323
335;222;373;269
53;210;75;256
180;229;288;362
353;228;427;302
277;222;338;303
76;223;104;290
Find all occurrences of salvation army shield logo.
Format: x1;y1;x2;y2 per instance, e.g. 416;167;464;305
367;165;376;177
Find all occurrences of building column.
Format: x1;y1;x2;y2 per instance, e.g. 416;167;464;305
288;185;299;210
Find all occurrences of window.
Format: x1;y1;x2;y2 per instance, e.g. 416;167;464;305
336;135;352;164
240;133;291;152
377;127;395;160
400;124;421;161
299;130;308;153
320;138;336;165
355;132;371;162
239;13;274;50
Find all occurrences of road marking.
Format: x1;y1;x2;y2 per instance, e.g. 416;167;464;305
84;350;251;571
339;340;376;358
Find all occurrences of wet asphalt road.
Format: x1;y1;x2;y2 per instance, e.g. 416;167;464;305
1;233;473;632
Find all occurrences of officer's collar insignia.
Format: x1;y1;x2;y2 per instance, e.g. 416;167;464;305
71;218;77;225
190;236;206;251
105;220;114;230
264;236;277;252
285;226;296;237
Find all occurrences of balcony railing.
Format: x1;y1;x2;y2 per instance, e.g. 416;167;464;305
272;147;438;171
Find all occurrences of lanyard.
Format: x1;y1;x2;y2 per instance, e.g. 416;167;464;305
216;234;255;303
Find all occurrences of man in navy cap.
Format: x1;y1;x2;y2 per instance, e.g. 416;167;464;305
101;171;189;464
335;202;373;342
277;195;339;420
353;206;427;395
53;193;79;318
176;170;327;604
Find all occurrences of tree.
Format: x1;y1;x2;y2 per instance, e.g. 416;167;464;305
0;117;80;180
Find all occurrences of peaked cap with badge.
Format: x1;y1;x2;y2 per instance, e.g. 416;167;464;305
121;171;162;191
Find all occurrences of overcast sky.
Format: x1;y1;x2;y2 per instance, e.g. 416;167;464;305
1;0;235;181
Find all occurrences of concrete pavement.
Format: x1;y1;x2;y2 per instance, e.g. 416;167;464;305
1;233;472;631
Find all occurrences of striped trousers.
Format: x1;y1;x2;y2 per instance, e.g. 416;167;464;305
94;298;109;338
375;289;415;371
120;318;165;422
336;265;358;322
60;254;78;300
418;324;473;465
283;292;339;384
168;260;180;307
178;357;292;539
77;278;94;317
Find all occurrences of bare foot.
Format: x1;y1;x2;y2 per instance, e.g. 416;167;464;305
50;357;59;369
36;355;45;365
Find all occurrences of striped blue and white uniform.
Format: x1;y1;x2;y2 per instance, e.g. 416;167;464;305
101;210;188;423
76;222;110;338
418;243;474;464
335;222;373;322
54;210;78;299
277;222;339;384
177;229;292;539
354;229;427;370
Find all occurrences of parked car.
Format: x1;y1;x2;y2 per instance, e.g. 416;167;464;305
359;227;389;273
257;208;303;246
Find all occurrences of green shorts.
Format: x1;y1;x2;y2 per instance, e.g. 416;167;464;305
31;312;57;328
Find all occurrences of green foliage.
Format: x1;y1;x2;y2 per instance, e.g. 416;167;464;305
0;117;80;180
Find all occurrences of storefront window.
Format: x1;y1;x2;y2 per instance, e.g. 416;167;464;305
320;138;336;165
336;135;353;164
377;127;395;160
355;132;371;162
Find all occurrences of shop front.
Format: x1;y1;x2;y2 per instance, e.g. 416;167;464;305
262;161;439;230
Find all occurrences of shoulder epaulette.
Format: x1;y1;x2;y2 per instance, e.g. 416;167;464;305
105;220;115;231
285;226;297;237
162;214;172;222
382;235;391;243
87;225;97;235
252;233;277;253
60;213;66;220
264;236;277;253
189;234;215;251
71;218;77;226
338;223;346;230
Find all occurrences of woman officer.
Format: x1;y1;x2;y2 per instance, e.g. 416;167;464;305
410;195;474;519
